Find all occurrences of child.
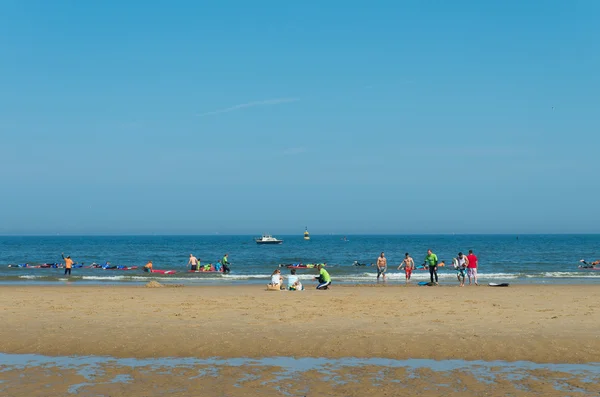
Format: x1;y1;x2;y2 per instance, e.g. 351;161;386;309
287;269;303;291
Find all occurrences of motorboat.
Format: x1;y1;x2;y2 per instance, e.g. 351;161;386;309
255;234;283;244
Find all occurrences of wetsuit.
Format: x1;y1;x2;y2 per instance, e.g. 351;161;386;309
425;253;438;283
222;256;230;274
317;268;331;289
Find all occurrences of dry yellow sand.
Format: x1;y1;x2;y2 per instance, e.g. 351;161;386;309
1;284;599;363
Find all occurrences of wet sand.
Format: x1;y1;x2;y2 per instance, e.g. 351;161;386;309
1;284;599;363
1;357;599;396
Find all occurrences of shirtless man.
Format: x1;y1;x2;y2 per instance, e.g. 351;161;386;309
375;252;387;281
398;253;414;283
188;254;199;271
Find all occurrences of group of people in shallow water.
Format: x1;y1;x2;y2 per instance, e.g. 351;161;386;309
52;253;233;275
269;264;332;290
186;254;231;273
371;249;480;286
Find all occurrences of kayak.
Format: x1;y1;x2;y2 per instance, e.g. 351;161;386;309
150;269;176;275
103;266;138;271
578;266;600;271
188;269;223;273
283;263;325;269
8;263;62;268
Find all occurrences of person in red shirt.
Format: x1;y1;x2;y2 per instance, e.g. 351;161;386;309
466;249;478;286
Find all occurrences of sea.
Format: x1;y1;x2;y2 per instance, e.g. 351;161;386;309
0;234;598;285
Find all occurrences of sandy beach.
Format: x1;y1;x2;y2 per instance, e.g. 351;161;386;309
1;284;599;363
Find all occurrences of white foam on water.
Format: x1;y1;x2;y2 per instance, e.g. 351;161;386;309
81;276;128;281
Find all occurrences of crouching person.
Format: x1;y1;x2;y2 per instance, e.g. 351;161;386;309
315;264;331;290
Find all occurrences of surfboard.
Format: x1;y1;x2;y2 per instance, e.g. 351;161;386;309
488;283;509;287
150;269;176;275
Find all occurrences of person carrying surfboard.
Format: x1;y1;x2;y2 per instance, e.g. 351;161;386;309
453;252;468;287
424;249;439;285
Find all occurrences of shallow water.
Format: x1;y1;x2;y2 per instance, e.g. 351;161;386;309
1;353;599;396
1;234;599;285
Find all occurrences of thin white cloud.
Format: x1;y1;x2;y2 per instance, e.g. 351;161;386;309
197;98;300;117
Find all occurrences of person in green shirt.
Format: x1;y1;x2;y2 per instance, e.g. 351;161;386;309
425;249;439;284
315;264;331;290
222;253;230;274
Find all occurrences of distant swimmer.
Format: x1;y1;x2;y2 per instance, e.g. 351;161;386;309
61;253;74;276
579;259;600;268
189;254;199;271
352;261;368;266
398;253;415;284
103;262;119;270
144;260;153;273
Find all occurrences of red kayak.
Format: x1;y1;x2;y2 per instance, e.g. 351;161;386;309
188;270;223;273
150;269;176;275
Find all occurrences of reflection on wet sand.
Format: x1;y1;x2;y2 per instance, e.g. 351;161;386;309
0;354;598;396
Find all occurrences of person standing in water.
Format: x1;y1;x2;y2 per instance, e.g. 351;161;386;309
424;249;439;285
144;260;153;273
222;254;230;274
454;252;468;287
398;253;415;284
61;253;73;276
375;252;387;281
188;254;199;271
466;249;478;286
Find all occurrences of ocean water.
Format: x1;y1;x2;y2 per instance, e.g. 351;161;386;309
0;234;598;285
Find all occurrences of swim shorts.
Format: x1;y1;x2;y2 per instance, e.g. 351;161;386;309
456;268;466;278
377;267;387;277
191;265;198;271
467;268;477;278
405;268;412;278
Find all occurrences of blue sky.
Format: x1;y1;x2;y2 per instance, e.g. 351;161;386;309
1;0;599;235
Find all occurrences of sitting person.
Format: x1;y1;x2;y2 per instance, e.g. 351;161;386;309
269;269;283;288
215;261;222;272
203;263;211;271
315;264;331;290
287;269;303;291
143;261;153;273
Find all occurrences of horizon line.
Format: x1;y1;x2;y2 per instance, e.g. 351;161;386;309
0;233;598;237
